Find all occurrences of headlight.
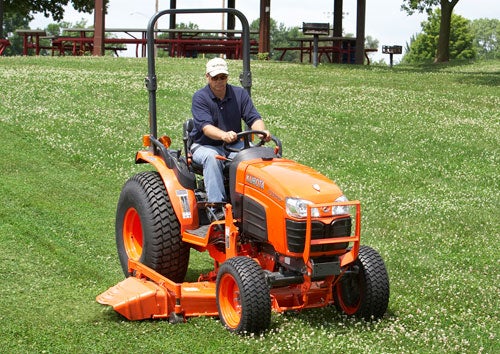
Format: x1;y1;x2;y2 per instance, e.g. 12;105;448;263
286;198;319;218
332;195;350;215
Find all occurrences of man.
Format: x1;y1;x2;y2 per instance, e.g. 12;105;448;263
190;57;270;220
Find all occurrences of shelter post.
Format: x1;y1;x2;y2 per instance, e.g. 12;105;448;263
355;0;366;65
93;0;105;56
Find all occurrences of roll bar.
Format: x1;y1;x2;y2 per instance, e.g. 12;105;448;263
144;8;252;140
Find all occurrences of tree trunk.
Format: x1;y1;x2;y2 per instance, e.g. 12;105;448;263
435;0;459;63
0;0;4;39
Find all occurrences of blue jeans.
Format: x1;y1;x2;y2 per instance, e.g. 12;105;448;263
191;143;243;203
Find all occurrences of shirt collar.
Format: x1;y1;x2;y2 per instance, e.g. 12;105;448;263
206;84;232;102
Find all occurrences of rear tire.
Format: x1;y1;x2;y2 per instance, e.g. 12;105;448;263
334;245;389;320
115;171;189;282
216;257;271;334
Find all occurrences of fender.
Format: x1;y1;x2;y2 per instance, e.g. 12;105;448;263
136;150;198;230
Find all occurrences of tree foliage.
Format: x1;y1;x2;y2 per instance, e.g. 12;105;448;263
2;0;101;21
250;18;301;62
1;12;28;54
1;0;105;38
470;18;499;59
401;0;460;62
402;0;439;14
403;9;475;64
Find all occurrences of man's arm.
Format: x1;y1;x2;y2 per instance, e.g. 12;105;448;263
202;124;238;143
250;119;271;142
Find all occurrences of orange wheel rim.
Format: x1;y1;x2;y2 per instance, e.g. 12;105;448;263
336;276;362;315
123;207;143;260
218;273;242;329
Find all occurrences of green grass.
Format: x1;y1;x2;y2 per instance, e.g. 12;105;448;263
0;56;498;353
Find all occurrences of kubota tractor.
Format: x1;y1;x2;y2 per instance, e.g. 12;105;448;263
97;8;390;334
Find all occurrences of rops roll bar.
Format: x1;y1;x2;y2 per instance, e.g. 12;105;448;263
144;8;252;140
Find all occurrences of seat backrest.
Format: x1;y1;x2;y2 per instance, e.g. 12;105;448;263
183;118;194;158
183;118;204;175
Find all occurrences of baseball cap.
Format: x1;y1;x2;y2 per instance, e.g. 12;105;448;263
206;58;229;77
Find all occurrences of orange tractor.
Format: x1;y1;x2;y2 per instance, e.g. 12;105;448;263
97;9;389;334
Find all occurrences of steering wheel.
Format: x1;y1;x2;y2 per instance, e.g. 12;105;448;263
224;130;282;156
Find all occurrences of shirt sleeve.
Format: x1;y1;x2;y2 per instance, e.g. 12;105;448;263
191;87;216;130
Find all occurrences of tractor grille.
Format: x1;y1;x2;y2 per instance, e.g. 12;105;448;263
286;217;351;253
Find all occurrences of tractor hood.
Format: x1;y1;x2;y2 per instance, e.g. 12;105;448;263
244;159;343;204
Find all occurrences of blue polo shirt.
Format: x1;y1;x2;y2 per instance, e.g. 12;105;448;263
190;84;262;146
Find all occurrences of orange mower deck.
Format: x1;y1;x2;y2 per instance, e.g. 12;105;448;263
96;260;218;321
96;259;350;321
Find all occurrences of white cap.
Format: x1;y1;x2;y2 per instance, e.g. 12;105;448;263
206;57;229;77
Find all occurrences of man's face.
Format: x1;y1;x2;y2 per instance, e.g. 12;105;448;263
207;74;228;96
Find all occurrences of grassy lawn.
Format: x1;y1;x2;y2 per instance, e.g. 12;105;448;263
0;56;498;353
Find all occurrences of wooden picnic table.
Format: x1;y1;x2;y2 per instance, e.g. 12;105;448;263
275;36;357;64
52;28;256;58
14;27;258;58
364;48;378;65
15;29;47;55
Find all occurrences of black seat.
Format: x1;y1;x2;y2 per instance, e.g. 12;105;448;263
183;118;204;175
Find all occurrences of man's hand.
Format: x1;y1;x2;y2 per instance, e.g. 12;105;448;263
250;119;271;142
202;125;238;143
222;130;238;143
260;130;272;142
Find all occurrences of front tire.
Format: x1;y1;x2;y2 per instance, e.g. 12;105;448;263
115;171;189;282
334;245;389;320
216;257;271;334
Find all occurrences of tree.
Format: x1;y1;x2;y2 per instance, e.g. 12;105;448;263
470;18;499;59
365;35;379;50
250;18;301;61
2;12;29;54
1;0;105;38
403;9;475;64
402;0;459;63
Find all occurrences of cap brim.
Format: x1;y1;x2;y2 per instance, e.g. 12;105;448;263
208;69;229;77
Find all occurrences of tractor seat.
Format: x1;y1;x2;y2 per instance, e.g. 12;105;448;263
183;118;204;175
182;118;234;178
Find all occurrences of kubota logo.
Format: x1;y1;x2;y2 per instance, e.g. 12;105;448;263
246;174;264;189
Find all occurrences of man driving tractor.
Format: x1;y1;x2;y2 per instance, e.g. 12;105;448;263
190;58;271;221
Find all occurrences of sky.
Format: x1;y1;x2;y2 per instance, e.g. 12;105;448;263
31;0;500;63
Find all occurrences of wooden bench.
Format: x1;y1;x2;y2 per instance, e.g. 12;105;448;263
52;37;94;55
275;46;378;64
274;45;350;63
274;46;306;61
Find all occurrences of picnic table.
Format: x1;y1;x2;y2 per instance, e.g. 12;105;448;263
52;28;96;56
15;29;47;55
364;48;378;65
275;36;357;64
48;28;257;58
14;27;258;58
0;38;10;55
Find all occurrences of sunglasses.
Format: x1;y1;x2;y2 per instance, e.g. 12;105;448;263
211;74;228;81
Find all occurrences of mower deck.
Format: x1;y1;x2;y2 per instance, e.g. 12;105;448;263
96;258;342;322
96;260;218;321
